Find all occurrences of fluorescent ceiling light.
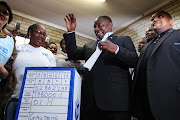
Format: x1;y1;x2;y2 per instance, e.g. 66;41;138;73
97;0;105;2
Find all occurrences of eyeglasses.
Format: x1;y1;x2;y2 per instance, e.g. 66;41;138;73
33;30;47;37
49;47;57;51
0;9;9;16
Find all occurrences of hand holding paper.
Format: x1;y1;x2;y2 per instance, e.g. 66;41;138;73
83;33;111;71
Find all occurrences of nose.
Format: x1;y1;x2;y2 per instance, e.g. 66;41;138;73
39;33;44;37
94;27;100;34
94;27;100;31
0;11;3;16
153;16;160;22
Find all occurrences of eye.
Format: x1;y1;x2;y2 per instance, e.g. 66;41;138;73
158;15;163;18
100;24;105;28
2;10;9;16
43;33;46;37
151;18;154;21
0;9;9;16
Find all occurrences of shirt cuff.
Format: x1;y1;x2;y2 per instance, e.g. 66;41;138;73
66;31;75;34
115;45;119;55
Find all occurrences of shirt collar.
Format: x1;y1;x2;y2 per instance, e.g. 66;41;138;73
159;29;172;38
96;32;113;42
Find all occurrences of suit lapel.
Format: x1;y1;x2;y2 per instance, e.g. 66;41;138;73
100;34;115;56
134;29;174;83
108;34;114;41
92;41;98;52
150;29;173;57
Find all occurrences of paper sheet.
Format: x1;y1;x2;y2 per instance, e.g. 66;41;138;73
83;33;111;71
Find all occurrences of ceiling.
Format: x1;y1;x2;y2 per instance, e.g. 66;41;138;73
4;0;170;40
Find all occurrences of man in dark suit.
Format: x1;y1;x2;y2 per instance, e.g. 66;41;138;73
63;14;137;120
145;26;157;42
138;37;148;52
131;11;180;120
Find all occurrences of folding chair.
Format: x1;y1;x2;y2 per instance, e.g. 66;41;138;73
4;98;19;120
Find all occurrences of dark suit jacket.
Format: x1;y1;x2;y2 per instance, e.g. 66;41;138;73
132;29;180;120
64;32;137;111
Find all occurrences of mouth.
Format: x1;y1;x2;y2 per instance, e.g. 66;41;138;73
137;47;141;52
95;31;104;38
37;39;43;44
146;34;151;37
153;22;161;27
0;16;5;20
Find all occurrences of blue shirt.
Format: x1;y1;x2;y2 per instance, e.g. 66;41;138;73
0;35;14;66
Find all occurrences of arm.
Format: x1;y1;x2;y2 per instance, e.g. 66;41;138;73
63;14;85;60
0;61;9;79
98;36;137;67
115;36;138;67
2;28;20;43
63;32;85;60
2;28;12;37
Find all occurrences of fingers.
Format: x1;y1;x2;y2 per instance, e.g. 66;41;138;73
64;13;75;22
69;13;73;20
71;14;76;22
66;15;71;22
98;42;106;50
98;40;116;52
98;43;103;50
64;17;67;23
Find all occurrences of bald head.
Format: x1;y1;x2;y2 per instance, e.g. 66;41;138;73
146;26;157;42
138;37;148;52
94;16;113;40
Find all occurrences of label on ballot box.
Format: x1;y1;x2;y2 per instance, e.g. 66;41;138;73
15;67;82;120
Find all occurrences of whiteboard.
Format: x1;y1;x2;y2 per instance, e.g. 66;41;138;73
15;67;82;120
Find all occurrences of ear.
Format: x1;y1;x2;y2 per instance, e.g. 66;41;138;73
28;30;32;38
170;19;173;25
109;22;113;31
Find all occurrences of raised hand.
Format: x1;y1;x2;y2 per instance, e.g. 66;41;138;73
64;13;76;32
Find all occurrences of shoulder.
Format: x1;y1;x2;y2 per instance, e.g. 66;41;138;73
114;35;131;40
6;35;14;40
170;29;180;36
112;35;132;43
55;53;67;59
41;47;55;57
16;44;29;52
85;41;96;46
173;29;180;33
4;35;14;45
41;47;52;53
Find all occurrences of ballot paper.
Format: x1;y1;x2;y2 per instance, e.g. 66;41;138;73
83;33;111;71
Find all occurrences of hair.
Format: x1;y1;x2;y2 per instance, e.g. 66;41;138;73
27;23;45;37
49;42;57;47
60;39;65;47
154;11;172;19
96;16;112;23
0;1;13;29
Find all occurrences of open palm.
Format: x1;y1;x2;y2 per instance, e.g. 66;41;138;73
64;13;76;32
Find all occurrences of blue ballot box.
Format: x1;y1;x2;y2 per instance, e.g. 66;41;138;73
15;67;82;120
